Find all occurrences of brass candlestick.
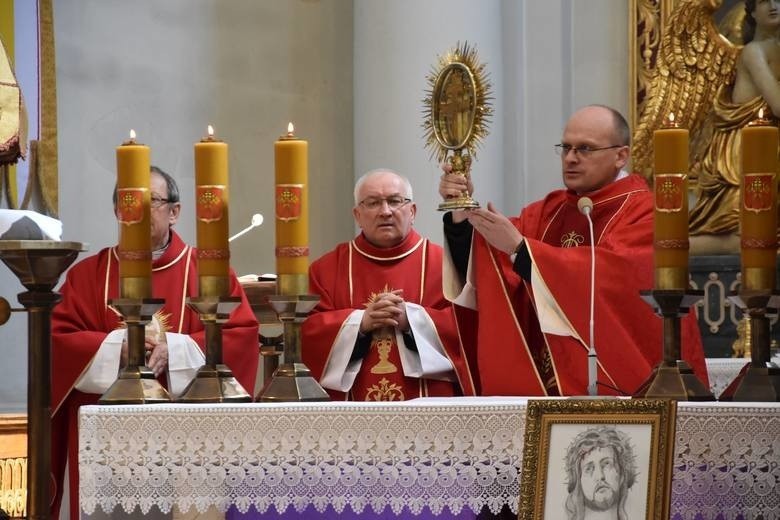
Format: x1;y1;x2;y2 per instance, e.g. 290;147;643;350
633;289;714;400
0;239;85;520
176;295;252;402
98;297;171;405
256;294;329;402
719;290;780;401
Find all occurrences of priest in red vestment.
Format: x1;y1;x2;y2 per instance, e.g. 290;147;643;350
440;105;708;396
50;167;258;519
302;169;476;400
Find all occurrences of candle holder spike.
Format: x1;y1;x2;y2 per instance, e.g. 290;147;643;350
176;295;252;403
0;239;85;520
718;290;780;401
98;297;172;405
256;294;330;402
633;289;715;400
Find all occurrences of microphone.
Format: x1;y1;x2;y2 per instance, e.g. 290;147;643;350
577;196;593;215
578;197;597;396
229;213;264;242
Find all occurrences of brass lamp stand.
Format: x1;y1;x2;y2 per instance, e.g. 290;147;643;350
257;294;330;402
0;239;84;520
719;290;780;401
98;297;171;404
634;289;714;400
177;295;252;402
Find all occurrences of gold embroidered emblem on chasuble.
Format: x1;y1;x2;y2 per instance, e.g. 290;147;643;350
364;377;405;401
560;231;584;248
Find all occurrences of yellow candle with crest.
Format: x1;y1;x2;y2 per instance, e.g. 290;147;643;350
740;109;778;292
194;125;230;297
652;113;689;290
116;129;151;298
274;122;309;293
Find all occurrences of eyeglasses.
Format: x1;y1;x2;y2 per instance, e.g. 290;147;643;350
358;196;412;211
554;144;623;158
150;196;172;208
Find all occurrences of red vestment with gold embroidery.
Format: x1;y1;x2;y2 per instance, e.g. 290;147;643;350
303;230;476;400
460;174;708;396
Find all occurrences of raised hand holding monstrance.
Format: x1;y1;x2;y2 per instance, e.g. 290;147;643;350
423;41;492;211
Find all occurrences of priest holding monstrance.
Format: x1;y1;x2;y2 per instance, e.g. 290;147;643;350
440;105;709;396
49;165;258;520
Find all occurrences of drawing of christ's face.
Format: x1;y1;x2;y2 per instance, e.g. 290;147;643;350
579;447;620;512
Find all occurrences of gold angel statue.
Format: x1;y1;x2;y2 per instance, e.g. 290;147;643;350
632;0;779;254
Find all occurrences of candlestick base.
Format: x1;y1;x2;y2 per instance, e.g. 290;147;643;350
719;290;780;402
99;298;172;405
632;360;714;400
634;289;714;400
256;294;330;402
718;362;780;401
97;365;173;405
256;362;330;402
176;364;253;403
177;296;252;403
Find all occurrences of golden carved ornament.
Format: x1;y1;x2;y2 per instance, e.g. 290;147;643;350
631;0;740;182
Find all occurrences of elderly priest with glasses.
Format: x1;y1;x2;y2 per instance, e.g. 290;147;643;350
302;169;476;400
440;104;708;397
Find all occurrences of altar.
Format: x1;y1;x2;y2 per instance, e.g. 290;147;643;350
78;397;779;520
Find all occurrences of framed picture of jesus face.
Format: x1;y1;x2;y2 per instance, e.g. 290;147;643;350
519;398;676;520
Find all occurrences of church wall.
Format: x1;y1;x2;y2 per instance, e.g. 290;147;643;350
353;0;629;245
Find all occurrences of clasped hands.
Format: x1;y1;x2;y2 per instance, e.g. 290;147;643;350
360;289;410;334
439;169;524;255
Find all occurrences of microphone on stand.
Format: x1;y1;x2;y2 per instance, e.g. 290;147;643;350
229;213;264;242
577;196;597;396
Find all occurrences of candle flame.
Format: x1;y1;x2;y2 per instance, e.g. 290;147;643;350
759;108;764;119
129;129;136;140
287;122;294;134
207;124;214;137
668;113;675;124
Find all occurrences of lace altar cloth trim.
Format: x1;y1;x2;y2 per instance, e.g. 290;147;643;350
79;399;526;516
703;358;780;398
672;403;779;520
705;359;749;397
78;399;780;519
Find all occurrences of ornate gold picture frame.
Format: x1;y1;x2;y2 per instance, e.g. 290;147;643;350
519;399;677;520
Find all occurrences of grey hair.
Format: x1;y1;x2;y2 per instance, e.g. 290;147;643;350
353;168;414;205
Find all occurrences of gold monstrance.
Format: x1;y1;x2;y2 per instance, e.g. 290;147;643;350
423;41;492;211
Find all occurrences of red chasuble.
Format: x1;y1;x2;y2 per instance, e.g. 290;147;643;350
50;231;258;519
465;174;707;396
302;230;476;400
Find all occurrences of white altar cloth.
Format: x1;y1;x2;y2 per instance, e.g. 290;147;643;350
78;397;779;519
